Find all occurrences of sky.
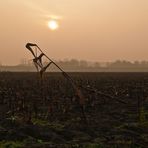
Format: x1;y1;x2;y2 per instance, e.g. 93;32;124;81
0;0;148;65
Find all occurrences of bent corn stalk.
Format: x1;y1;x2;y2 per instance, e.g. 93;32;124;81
25;43;85;106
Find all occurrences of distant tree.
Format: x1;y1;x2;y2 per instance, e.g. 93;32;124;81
108;60;133;68
69;59;79;67
79;60;88;68
94;62;101;68
133;61;140;68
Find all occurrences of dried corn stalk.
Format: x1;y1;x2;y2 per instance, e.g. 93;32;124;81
26;43;85;105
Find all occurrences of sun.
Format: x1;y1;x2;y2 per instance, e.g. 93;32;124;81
48;20;59;30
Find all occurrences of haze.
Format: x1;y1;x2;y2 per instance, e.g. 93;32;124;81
0;0;148;65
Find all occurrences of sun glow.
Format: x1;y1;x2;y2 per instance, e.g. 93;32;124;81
48;20;59;30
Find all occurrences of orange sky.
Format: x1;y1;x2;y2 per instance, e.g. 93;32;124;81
0;0;148;65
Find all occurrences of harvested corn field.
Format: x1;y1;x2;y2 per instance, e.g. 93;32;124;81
0;72;148;147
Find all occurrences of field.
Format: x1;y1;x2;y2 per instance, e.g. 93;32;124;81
0;72;148;148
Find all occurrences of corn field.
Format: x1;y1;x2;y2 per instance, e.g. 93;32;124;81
0;72;148;147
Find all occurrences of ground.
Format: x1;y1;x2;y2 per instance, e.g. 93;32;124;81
0;72;148;148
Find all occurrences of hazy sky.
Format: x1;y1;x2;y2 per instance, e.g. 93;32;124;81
0;0;148;65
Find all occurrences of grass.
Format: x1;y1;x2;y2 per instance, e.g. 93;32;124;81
32;118;65;128
0;141;24;148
